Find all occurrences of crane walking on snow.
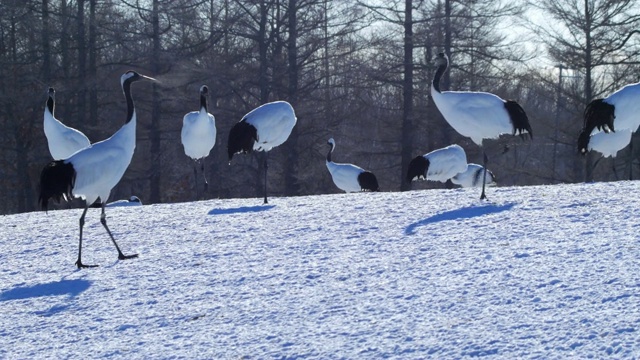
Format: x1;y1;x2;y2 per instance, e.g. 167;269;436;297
39;70;155;268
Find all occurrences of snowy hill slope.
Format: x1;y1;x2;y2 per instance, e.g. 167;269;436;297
1;182;640;359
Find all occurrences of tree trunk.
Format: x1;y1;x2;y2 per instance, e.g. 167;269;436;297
88;0;98;126
583;0;594;182
10;15;33;212
285;0;299;196
42;0;51;82
76;0;86;127
400;0;413;191
255;1;270;198
60;0;71;121
441;0;453;145
149;0;163;203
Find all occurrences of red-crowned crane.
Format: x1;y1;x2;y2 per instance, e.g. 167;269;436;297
430;52;532;199
43;87;91;160
39;70;155;268
106;196;143;208
451;163;497;188
181;85;216;199
407;144;468;184
227;101;297;204
578;81;640;155
325;138;379;193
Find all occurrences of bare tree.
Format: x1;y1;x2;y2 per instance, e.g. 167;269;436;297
531;0;640;181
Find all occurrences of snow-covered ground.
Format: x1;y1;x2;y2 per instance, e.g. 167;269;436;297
2;181;640;359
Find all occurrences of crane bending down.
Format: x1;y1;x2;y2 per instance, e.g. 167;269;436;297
451;163;497;188
578;81;640;155
227;101;297;204
430;52;532;199
325;138;379;192
406;144;468;184
39;70;155;268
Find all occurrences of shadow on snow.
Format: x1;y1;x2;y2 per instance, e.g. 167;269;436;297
0;279;92;301
208;205;276;216
405;202;516;235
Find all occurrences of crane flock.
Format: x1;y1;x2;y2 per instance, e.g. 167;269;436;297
39;52;637;268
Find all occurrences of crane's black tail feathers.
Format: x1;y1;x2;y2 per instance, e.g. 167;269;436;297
358;171;380;192
227;120;258;162
578;99;615;155
406;156;429;183
584;99;615;133
39;160;75;211
505;100;532;140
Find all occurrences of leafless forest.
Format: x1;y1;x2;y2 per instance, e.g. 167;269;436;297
0;0;639;215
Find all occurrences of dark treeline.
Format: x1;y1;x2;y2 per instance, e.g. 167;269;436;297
1;0;639;215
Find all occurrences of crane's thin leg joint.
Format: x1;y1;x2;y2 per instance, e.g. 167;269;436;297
480;152;489;200
263;152;269;204
76;206;98;268
100;204;138;261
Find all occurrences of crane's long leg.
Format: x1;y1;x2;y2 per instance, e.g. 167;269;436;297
263;152;269;204
480;152;489;200
201;160;209;193
76;205;97;268
100;203;138;261
192;162;201;200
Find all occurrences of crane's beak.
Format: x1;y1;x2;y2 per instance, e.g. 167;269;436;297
141;74;157;82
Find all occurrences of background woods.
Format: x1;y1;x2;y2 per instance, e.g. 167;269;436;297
0;0;639;215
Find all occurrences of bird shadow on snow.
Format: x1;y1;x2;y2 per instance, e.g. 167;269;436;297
405;202;516;235
0;279;91;316
0;279;91;301
208;204;276;215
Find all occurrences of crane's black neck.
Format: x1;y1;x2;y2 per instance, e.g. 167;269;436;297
200;93;208;112
326;143;334;162
123;79;135;124
432;61;448;93
46;95;54;115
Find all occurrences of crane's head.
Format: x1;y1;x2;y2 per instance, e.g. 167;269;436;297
435;52;448;68
200;85;209;96
406;155;429;183
46;87;56;112
327;138;336;151
121;70;156;88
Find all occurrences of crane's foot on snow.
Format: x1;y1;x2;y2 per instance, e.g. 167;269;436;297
75;260;98;269
118;253;139;261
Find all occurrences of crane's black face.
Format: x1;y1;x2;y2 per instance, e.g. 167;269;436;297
124;71;139;80
122;71;156;87
201;85;209;96
48;87;55;97
435;53;448;67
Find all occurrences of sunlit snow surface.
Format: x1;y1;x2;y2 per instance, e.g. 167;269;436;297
2;182;640;359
